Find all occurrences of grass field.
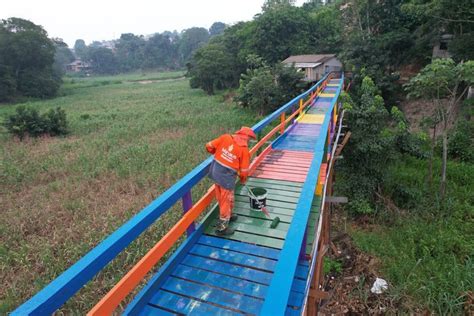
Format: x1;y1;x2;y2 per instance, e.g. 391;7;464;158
350;156;474;314
0;72;259;313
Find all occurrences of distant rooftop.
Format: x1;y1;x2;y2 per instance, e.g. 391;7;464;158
282;54;337;64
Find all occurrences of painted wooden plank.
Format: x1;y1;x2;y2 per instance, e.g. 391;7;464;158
253;171;308;182
246;177;304;188
182;254;307;294
162;276;262;315
172;265;267;298
256;166;309;176
232;207;293;223
235;191;300;205
258;163;311;171
230;214;291;232
138;304;178;315
171;265;306;308
298;114;325;124
259;159;312;168
233;202;296;217
149;290;240;316
197;235;280;259
231;222;288;239
182;254;274;284
236;186;301;199
234;196;296;210
206;230;285;249
189;244;277;270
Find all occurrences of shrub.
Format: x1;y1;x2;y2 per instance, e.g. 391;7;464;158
448;119;474;163
4;106;69;140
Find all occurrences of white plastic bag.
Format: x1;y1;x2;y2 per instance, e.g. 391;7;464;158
370;277;388;294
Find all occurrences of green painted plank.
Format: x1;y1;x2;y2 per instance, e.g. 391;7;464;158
205;228;285;249
232;222;287;239
246;177;304;188
235;186;301;199
232;213;290;232
232;207;293;223
235;196;296;210
234;201;295;216
235;192;300;205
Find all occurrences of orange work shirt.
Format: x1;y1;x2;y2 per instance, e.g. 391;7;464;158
206;134;250;176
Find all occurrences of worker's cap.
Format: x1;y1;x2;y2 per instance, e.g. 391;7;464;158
235;126;256;139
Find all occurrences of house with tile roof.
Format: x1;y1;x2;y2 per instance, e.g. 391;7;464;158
282;54;342;82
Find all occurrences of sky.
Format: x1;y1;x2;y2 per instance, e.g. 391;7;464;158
2;0;308;47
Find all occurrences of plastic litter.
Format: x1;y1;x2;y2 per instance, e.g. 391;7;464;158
370;277;388;294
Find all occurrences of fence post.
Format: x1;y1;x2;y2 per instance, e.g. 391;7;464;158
280;112;286;134
182;191;195;236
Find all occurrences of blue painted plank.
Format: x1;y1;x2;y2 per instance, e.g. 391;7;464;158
138;305;177;316
162;276;262;314
149;290;240;316
183;254;273;285
124;225;205;315
172;264;267;298
286;307;302;316
12;156;213;316
190;244;277;272
197;235;280;260
260;75;343;315
171;265;305;308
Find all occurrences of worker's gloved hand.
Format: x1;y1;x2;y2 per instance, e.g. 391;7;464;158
240;175;247;184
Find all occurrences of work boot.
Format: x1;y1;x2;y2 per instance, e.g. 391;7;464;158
230;214;238;222
215;219;235;236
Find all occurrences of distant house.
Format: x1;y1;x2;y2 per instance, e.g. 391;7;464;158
282;54;342;82
66;59;91;73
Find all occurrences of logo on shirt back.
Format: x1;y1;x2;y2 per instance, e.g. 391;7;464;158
228;144;234;152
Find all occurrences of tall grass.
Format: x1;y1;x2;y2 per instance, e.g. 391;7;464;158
0;73;259;313
350;155;474;314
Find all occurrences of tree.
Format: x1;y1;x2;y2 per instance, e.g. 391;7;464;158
178;27;210;64
238;55;304;114
188;43;233;95
73;39;87;59
250;6;313;64
405;58;474;199
115;33;146;72
339;76;395;214
85;47;118;74
52;38;74;77
262;0;296;12
0;18;60;100
142;33;177;69
209;22;226;37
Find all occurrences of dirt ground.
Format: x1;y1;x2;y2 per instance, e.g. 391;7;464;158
318;211;407;315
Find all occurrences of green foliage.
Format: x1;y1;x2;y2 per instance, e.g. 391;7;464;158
238;56;304;114
0;18;61;101
178;27;210;64
323;258;343;274
53;39;75;77
73;39;87;59
209;22;226;37
448;119;474;163
352;155;474;314
85;47;118;75
187;43;235;95
339;76;395;214
3;106;68;139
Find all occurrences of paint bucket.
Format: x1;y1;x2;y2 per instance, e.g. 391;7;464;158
248;187;267;210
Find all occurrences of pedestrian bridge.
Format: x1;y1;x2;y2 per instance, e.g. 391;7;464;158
13;73;345;315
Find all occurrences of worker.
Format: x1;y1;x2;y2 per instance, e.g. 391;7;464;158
206;126;256;235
